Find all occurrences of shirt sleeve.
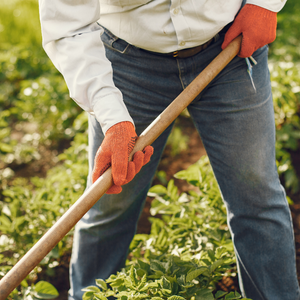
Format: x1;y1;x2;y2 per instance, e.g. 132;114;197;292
246;0;287;12
39;0;133;134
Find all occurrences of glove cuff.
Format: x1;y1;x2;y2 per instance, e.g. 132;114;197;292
244;4;277;22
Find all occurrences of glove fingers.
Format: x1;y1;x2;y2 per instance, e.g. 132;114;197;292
122;161;136;185
221;25;242;50
92;152;111;183
106;185;122;194
103;143;153;192
239;34;256;58
122;146;154;185
132;151;144;174
111;149;129;186
142;145;154;165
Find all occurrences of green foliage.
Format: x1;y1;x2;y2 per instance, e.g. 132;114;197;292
83;255;247;300
0;0;41;46
9;281;59;300
166;122;189;157
270;0;300;62
84;157;251;300
0;44;83;171
270;61;300;193
130;158;232;262
268;0;300;193
0;131;88;294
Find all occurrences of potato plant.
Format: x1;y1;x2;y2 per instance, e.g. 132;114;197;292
82;259;249;300
0;132;89;296
9;281;59;300
83;157;251;300
269;60;300;194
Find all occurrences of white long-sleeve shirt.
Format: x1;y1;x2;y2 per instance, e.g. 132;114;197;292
39;0;286;133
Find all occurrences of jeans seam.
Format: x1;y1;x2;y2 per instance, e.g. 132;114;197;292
176;58;185;90
279;183;300;296
234;247;266;300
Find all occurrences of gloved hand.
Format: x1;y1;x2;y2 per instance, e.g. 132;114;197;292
221;4;277;58
92;121;154;194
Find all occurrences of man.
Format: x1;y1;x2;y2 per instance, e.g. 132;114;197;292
39;0;300;299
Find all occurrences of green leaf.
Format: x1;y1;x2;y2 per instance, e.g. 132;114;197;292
129;265;138;286
148;185;167;195
161;289;172;296
137;260;151;273
186;267;207;282
136;268;147;278
93;292;108;300
224;291;242;299
162;277;172;290
136;274;147;291
176;275;185;286
33;281;59;299
96;279;107;291
109;278;125;288
0;215;12;228
210;259;226;273
215;291;228;299
167;296;185;300
140;281;159;292
167;179;178;200
174;165;202;186
0;142;13;153
13;216;26;232
104;290;115;297
195;289;214;300
150;260;166;274
82;291;96;300
82;286;101;293
207;250;215;261
215;247;228;259
0;127;10;139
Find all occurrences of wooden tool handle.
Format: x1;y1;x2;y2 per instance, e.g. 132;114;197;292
0;35;241;300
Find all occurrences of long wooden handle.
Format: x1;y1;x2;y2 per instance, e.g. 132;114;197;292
0;36;241;300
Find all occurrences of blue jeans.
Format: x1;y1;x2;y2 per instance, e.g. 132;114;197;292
68;27;300;300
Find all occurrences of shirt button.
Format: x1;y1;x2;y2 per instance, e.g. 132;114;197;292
173;8;179;15
179;41;186;46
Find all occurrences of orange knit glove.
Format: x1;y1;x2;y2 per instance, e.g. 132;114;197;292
92;121;154;194
221;4;277;58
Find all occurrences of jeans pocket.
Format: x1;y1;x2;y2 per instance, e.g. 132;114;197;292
99;25;130;54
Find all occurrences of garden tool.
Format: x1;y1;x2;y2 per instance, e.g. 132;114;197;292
0;35;242;300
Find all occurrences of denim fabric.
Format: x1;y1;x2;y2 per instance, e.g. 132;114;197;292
68;27;300;300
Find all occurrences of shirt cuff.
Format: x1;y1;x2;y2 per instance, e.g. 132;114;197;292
246;0;286;12
92;94;134;134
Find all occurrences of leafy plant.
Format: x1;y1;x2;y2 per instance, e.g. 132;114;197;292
0;44;83;171
0;131;88;290
83;157;251;300
83;256;250;300
9;281;59;300
130;157;232;261
269;60;300;193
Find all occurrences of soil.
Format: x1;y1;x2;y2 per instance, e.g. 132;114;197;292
6;116;300;299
